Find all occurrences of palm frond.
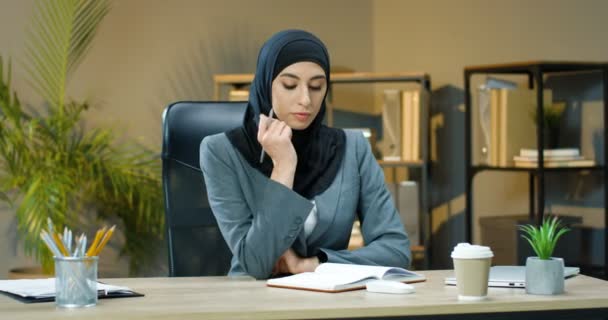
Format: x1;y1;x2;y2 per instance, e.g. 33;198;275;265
69;0;110;74
23;0;109;112
23;0;75;110
16;172;76;264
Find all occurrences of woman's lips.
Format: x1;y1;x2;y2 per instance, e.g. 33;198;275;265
293;113;311;121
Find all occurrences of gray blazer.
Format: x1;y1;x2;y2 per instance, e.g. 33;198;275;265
200;129;411;279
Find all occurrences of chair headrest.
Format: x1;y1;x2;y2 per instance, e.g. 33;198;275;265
162;101;247;169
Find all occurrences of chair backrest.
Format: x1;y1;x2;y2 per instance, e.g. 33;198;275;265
161;101;247;276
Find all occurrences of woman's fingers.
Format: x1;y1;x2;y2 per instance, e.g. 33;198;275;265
256;114;297;169
261;118;290;143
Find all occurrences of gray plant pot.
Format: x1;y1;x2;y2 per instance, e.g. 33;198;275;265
525;257;565;295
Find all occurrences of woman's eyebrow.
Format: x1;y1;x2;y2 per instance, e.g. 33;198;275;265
279;73;326;81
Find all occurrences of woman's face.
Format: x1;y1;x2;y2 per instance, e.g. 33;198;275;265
271;61;327;130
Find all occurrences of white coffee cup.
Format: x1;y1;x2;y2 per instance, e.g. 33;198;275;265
451;243;493;301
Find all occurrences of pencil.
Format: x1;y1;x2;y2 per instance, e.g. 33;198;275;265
92;225;115;257
86;227;106;257
52;231;70;256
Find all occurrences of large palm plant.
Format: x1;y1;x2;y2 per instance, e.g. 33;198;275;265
0;0;163;274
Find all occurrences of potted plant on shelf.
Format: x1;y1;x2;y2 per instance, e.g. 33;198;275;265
0;0;163;275
531;102;566;149
519;216;570;295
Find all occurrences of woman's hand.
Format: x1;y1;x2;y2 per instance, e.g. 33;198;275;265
272;248;320;275
258;114;297;167
258;114;297;188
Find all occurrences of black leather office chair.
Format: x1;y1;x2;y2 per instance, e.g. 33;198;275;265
161;101;247;276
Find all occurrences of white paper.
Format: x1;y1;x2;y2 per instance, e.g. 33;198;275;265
0;278;132;298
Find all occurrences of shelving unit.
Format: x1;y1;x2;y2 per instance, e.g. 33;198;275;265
214;72;432;269
214;72;430;126
464;61;608;278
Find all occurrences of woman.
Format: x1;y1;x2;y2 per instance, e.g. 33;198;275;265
200;29;410;279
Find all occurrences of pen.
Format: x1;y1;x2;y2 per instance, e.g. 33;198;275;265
259;108;274;163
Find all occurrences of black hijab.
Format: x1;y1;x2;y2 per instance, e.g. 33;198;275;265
226;29;346;199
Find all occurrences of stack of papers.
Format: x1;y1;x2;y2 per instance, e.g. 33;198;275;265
0;278;143;303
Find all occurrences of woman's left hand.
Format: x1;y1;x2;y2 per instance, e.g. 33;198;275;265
273;248;319;275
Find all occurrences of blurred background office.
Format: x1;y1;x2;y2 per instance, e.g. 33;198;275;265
0;0;606;279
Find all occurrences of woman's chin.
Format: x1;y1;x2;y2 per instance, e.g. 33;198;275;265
288;121;312;131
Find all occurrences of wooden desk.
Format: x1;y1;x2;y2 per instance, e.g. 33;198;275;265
1;270;607;320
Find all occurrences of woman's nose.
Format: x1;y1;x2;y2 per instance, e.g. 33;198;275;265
298;87;311;106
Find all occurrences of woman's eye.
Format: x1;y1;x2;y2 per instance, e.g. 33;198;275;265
283;84;297;90
309;86;322;91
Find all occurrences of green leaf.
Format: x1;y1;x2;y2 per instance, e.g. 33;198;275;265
519;216;570;260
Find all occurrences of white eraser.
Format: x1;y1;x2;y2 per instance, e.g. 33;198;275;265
366;280;415;294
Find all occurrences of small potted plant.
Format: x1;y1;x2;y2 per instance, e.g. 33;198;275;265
530;102;566;149
519;216;570;295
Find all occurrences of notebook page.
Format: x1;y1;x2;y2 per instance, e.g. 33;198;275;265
267;272;376;291
315;263;391;279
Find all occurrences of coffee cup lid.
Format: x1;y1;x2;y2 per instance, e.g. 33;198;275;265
451;243;493;259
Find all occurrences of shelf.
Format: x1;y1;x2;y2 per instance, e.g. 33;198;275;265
213;72;431;101
465;61;608;74
464;60;608;280
213;71;429;86
471;165;605;173
377;160;425;168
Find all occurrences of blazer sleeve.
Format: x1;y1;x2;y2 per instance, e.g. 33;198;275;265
200;136;314;279
321;132;412;268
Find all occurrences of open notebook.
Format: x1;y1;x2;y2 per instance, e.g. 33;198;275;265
0;278;143;303
266;263;426;293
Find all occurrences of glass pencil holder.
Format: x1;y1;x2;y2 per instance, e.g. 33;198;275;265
54;256;98;308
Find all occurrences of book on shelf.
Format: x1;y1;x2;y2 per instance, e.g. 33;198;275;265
476;87;553;166
382;88;428;162
401;90;413;160
266;263;426;293
474;78;516;165
228;89;249;101
513;159;595;168
519;148;580;158
495;89;553;166
513;155;584;162
499;89;553;166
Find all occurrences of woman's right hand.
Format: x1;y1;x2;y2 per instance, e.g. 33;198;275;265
258;114;297;170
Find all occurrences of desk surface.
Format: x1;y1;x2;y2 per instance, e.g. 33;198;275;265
1;270;607;320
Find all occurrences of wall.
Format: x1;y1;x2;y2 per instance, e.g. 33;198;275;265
372;0;608;267
2;0;607;277
0;0;373;278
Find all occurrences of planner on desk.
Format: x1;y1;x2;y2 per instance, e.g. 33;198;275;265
0;278;143;303
266;263;426;293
